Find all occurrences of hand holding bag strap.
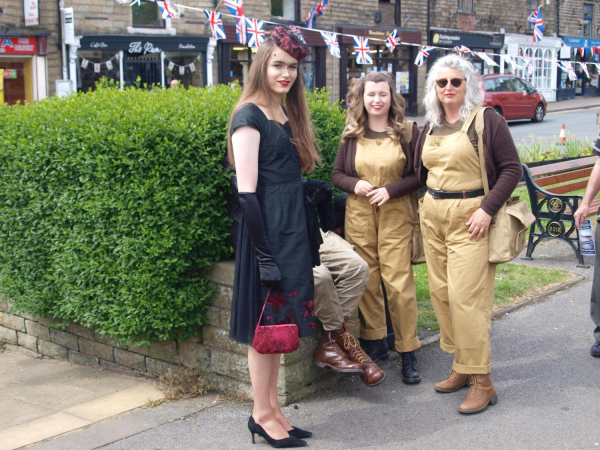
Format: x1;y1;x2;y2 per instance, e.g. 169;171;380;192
256;288;298;328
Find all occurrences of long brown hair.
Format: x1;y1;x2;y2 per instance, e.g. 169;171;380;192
341;72;406;143
227;40;321;173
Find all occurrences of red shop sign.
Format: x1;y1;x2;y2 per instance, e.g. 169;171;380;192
0;36;38;55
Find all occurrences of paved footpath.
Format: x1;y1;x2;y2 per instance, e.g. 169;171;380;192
27;240;598;450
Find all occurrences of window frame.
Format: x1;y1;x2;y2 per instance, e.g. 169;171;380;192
526;0;537;34
457;0;475;13
584;3;594;37
132;1;165;29
271;0;297;22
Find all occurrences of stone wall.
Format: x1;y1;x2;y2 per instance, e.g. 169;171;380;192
0;260;348;405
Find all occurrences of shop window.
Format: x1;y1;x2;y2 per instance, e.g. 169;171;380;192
526;0;536;33
534;48;542;89
543;49;552;89
0;61;27;105
78;51;120;92
229;46;254;87
457;0;475;13
165;53;203;89
301;51;316;91
272;0;295;21
132;1;165;28
584;4;593;37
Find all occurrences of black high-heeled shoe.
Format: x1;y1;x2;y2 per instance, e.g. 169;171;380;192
288;426;313;439
248;416;307;448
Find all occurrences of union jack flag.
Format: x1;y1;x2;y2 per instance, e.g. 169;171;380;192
521;57;533;76
558;61;577;81
527;9;538;24
533;6;543;43
246;18;265;48
305;0;329;29
454;45;471;54
157;1;178;19
475;51;499;67
580;62;590;79
223;0;247;45
320;31;340;58
385;29;401;53
353;36;372;65
414;46;434;67
204;11;226;40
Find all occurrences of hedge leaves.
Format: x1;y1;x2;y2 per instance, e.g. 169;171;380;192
0;83;346;343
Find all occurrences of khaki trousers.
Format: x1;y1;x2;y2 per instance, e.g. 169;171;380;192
313;231;369;331
420;193;496;374
345;194;420;353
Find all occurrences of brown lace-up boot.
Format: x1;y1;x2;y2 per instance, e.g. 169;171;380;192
331;324;386;387
314;331;364;374
435;370;469;393
458;374;498;414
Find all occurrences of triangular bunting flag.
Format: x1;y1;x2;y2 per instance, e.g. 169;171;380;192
204;11;226;40
475;52;499;67
353;36;373;65
320;31;340;58
415;46;434;66
385;29;401;53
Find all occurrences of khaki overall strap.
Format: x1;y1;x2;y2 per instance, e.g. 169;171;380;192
475;107;492;195
402;120;414;144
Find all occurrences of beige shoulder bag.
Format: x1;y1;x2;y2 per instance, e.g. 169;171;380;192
474;108;535;264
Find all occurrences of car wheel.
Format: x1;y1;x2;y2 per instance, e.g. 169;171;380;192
532;103;545;123
493;106;503;117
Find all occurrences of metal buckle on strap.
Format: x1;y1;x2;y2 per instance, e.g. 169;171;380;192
429;188;441;199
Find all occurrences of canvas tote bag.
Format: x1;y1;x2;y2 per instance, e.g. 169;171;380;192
475;108;535;264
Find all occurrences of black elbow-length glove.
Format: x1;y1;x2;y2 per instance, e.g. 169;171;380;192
237;192;283;290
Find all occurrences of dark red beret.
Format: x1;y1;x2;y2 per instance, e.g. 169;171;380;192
271;25;310;62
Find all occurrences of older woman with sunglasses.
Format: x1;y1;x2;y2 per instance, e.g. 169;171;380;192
414;54;521;414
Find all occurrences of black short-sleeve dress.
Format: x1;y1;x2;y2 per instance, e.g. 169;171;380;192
229;103;316;344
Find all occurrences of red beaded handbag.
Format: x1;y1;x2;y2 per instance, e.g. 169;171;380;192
252;289;300;354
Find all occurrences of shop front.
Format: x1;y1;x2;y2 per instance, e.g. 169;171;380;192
0;34;48;105
77;35;210;91
218;25;327;92
337;26;421;116
428;28;504;76
560;37;600;98
502;34;561;102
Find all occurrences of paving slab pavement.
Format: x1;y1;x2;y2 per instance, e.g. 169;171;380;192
0;354;164;450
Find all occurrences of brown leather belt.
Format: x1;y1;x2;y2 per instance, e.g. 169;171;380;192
427;187;485;199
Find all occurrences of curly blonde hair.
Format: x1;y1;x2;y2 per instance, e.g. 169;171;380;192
341;72;405;143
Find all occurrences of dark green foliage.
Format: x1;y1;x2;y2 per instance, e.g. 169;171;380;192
0;83;346;343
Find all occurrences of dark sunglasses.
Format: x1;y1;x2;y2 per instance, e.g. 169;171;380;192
435;78;465;88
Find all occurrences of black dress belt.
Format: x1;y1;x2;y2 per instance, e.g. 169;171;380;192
427;187;485;199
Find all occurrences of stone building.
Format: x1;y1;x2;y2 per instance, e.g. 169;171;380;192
3;1;600;108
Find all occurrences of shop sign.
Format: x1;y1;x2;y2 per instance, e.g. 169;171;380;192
0;36;38;54
63;8;76;45
562;37;600;48
430;30;504;49
80;35;207;53
24;0;40;27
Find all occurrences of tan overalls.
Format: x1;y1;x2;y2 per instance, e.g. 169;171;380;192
344;133;420;353
420;108;496;375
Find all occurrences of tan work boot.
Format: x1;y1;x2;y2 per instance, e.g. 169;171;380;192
314;331;364;374
332;324;386;387
435;370;469;393
458;374;498;414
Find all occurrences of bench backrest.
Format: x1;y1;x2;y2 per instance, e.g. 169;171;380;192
525;156;598;199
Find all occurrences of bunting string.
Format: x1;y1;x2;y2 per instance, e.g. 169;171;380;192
113;1;599;73
79;52;120;73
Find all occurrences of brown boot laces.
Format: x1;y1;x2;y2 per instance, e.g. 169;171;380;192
341;331;368;365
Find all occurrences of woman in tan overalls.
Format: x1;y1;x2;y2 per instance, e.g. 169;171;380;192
414;54;522;414
332;72;423;385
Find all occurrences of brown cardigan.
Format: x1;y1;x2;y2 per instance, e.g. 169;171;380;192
331;122;422;199
414;108;523;217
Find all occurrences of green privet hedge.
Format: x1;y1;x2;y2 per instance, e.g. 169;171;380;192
0;82;347;343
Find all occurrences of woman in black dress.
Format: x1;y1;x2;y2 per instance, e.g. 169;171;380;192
227;27;320;448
